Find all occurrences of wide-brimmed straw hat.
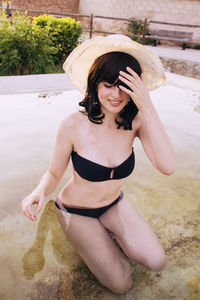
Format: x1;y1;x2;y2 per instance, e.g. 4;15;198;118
63;34;166;94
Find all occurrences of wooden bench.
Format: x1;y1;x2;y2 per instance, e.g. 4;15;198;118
150;29;193;50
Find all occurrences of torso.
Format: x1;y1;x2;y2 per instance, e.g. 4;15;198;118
59;111;140;208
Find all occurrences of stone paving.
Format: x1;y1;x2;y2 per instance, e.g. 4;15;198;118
147;45;200;80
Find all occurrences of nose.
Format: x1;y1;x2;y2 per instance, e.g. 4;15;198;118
112;86;121;98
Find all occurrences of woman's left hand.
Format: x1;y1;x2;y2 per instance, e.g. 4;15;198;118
118;67;151;112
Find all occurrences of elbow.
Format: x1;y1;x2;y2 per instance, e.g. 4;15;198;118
160;163;176;176
157;159;176;176
162;167;176;176
48;169;62;181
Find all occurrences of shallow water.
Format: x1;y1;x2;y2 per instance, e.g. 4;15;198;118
0;76;200;299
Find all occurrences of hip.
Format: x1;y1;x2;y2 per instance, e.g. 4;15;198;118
55;191;124;218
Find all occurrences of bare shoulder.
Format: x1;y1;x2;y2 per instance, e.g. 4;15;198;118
56;112;78;141
58;111;86;141
59;111;80;130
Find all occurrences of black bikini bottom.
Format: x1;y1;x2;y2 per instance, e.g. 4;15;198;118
55;191;123;218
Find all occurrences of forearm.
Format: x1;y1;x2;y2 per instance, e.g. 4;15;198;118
33;169;61;196
139;102;176;174
118;68;175;174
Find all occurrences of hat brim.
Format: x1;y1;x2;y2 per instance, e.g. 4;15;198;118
63;35;166;94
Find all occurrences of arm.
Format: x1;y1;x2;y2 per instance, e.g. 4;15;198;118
119;67;176;175
21;115;74;221
136;105;176;175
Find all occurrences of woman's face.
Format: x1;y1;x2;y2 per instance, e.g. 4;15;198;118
97;81;130;114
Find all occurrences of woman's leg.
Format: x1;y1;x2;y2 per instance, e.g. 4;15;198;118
99;194;166;272
56;207;133;294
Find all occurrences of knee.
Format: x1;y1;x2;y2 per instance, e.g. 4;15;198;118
107;275;133;294
145;249;166;272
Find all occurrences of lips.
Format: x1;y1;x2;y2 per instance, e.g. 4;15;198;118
108;99;122;106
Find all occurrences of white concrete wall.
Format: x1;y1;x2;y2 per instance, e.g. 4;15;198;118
79;0;200;41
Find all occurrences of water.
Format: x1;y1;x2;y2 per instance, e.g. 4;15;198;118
0;76;200;299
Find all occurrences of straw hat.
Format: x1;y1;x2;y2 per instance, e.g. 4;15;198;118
63;34;166;94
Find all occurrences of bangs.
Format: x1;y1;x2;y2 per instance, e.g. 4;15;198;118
94;51;142;85
80;51;140;130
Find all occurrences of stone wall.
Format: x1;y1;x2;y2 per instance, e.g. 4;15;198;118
79;0;200;42
10;0;80;14
9;0;200;42
161;57;200;79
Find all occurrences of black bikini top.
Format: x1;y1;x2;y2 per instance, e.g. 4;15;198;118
71;148;135;182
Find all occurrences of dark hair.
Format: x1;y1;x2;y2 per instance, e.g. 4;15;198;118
79;51;142;130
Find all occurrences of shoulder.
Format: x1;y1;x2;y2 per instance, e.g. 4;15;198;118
59;111;82;129
58;111;86;139
56;112;76;140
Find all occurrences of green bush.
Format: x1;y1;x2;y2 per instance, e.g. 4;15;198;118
181;42;200;50
127;17;153;45
33;15;83;64
0;11;83;75
193;44;200;50
0;11;56;75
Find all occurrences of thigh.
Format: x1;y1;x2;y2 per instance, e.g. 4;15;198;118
56;207;132;293
99;194;166;271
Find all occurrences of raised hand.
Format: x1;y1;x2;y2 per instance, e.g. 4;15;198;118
118;67;151;113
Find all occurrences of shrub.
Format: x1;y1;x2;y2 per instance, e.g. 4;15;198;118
0;11;56;75
0;11;83;75
33;15;83;65
127;17;153;45
193;44;200;50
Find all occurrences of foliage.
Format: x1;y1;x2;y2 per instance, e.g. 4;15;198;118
183;43;200;50
0;11;56;75
193;44;200;50
127;17;153;45
33;14;83;65
0;11;83;75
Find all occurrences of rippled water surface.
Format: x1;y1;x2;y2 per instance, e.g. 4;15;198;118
0;75;200;300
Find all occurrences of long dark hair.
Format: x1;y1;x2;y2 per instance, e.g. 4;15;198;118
79;51;142;130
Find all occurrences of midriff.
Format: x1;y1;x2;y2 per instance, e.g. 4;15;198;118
58;173;123;209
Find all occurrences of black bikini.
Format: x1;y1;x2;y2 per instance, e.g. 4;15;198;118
55;191;124;218
55;148;135;218
71;147;135;182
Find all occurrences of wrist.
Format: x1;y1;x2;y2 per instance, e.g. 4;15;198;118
140;101;156;117
32;188;45;197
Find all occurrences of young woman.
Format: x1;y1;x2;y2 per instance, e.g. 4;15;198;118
21;35;176;294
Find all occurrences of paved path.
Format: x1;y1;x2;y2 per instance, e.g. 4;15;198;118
147;45;200;62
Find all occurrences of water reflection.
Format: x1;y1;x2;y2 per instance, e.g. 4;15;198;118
21;200;122;299
1;81;200;299
21;200;77;280
20;178;200;299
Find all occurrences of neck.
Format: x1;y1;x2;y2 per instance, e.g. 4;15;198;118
101;110;119;128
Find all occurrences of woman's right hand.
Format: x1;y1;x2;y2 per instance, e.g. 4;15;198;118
21;191;45;221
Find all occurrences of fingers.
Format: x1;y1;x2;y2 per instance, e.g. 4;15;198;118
119;67;141;82
35;195;44;215
21;194;43;221
118;67;150;110
126;67;141;81
118;83;133;97
119;70;134;83
21;199;37;221
119;67;142;93
21;200;35;221
118;75;135;91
